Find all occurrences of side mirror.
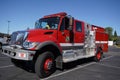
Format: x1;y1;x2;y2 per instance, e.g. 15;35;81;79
68;15;74;31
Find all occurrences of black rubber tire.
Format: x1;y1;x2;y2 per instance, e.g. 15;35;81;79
94;48;103;62
35;51;56;78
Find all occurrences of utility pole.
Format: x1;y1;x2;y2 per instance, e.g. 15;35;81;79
7;21;11;35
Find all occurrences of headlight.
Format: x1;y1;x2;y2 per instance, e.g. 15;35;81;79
23;40;39;50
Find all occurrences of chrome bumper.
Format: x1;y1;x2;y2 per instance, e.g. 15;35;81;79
1;45;36;60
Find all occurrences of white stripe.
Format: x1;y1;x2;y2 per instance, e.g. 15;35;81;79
96;41;108;44
60;41;108;46
60;43;84;46
43;62;95;80
102;56;113;60
0;65;14;69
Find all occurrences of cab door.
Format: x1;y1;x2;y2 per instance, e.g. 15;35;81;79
74;20;84;43
58;17;72;43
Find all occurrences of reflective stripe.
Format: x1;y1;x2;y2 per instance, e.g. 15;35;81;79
60;41;108;47
96;41;108;44
60;43;84;46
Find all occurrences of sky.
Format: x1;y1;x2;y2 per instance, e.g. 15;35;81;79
0;0;120;35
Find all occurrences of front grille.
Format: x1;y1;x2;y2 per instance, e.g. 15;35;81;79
9;31;28;45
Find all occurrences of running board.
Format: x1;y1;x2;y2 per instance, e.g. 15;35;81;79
62;49;94;63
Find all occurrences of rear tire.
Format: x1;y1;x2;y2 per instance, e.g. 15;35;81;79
35;51;56;78
94;48;103;62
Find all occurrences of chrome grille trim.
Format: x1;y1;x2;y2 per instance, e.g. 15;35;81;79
10;31;28;45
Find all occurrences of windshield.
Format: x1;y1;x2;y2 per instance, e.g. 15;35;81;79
35;17;60;30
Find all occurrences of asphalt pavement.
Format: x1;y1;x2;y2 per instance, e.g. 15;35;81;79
0;46;120;80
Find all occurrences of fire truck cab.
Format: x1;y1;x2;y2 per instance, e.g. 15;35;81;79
2;12;108;78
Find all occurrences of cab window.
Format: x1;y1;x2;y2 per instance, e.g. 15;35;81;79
60;17;69;31
76;21;82;32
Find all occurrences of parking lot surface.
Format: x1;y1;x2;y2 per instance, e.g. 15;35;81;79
0;46;120;80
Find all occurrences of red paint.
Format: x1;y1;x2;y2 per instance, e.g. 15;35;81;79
44;58;53;71
96;51;101;60
25;12;108;53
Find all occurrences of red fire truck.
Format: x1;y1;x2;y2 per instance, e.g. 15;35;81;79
2;12;108;78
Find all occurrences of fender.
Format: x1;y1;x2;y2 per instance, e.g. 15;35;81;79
35;41;63;69
36;41;62;52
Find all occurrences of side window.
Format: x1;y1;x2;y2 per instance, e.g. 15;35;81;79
60;17;69;31
60;18;65;31
76;21;82;32
65;17;69;30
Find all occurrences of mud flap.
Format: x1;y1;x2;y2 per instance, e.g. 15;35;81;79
55;55;63;69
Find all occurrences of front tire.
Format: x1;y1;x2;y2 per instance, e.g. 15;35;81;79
35;51;56;78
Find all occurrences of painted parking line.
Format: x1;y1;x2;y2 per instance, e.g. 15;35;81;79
42;55;114;80
102;55;114;60
0;65;14;69
42;62;95;80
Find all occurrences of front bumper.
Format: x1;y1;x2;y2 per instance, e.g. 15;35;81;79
1;45;36;60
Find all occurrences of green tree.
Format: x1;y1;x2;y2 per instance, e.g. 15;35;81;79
113;30;118;42
105;27;113;40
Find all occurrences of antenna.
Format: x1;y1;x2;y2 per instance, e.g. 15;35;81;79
7;21;11;34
